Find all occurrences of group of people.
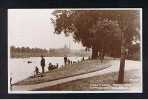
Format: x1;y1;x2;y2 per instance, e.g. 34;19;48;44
34;55;45;76
64;56;71;65
64;56;85;65
34;55;86;76
34;55;60;76
48;63;58;70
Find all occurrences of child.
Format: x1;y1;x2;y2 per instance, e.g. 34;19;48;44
35;66;39;75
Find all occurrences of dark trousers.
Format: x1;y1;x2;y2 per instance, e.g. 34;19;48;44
41;66;45;73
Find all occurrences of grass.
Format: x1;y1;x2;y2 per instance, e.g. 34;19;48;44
35;69;141;91
14;59;111;85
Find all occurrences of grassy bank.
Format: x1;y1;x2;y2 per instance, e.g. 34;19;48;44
14;58;111;85
35;69;141;91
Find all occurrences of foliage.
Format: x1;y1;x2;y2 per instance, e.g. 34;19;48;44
52;10;140;57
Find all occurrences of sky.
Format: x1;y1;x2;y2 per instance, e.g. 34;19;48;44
8;9;84;49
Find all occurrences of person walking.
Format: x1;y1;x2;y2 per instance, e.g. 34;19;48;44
40;55;45;73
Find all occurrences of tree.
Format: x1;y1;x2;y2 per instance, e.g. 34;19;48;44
52;10;140;83
89;18;122;60
114;11;140;83
52;10;121;59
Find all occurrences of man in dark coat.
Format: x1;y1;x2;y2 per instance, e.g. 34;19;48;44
40;55;45;73
64;56;67;65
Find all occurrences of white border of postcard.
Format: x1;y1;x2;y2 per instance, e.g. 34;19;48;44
8;8;143;94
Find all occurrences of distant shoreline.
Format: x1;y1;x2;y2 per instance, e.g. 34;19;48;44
10;55;90;58
10;49;91;58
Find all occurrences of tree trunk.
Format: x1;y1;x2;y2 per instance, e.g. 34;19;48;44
118;50;125;83
99;49;104;63
118;32;126;83
92;46;98;59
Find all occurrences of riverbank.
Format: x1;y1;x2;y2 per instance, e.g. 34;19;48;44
12;58;142;92
13;58;111;86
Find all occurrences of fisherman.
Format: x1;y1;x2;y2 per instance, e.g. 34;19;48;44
48;62;53;70
40;55;45;73
35;66;39;75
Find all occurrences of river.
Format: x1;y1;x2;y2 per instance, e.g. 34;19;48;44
8;57;85;84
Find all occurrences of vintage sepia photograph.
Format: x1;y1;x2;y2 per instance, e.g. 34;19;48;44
8;8;142;93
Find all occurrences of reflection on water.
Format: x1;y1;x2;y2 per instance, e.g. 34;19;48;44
8;57;84;84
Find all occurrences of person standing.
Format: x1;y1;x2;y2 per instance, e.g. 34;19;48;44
10;77;12;91
40;55;45;73
64;56;67;65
